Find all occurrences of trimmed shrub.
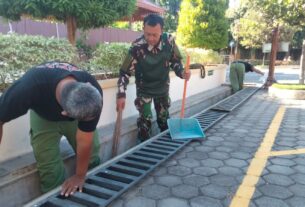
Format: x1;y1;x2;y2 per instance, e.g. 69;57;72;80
88;43;130;74
0;34;224;85
86;44;222;74
0;33;77;84
186;48;223;65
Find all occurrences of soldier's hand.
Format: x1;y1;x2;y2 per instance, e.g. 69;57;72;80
183;71;191;81
116;98;126;112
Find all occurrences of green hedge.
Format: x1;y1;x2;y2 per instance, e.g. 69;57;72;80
87;43;130;74
0;34;223;85
185;48;223;65
87;44;223;73
0;33;77;83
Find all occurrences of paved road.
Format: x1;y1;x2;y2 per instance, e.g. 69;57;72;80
109;66;305;207
226;65;300;84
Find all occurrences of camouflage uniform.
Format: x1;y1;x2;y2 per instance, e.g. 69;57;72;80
117;33;184;141
135;96;171;141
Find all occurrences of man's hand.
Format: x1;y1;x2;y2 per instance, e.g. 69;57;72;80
60;130;93;197
116;97;126;111
253;67;264;76
182;71;191;81
61;175;85;197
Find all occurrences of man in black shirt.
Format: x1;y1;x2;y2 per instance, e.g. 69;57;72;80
0;61;103;196
230;60;264;93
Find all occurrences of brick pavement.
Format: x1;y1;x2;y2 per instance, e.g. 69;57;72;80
109;90;305;207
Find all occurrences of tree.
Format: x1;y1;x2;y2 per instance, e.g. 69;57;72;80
227;0;298;59
249;0;305;86
0;0;136;45
152;0;182;33
291;28;305;49
226;0;250;58
233;9;271;49
176;0;229;49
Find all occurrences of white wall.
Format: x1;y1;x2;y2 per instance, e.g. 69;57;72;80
98;65;226;126
0;113;31;162
0;65;226;162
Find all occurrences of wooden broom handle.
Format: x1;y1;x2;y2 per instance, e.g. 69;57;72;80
112;109;122;157
180;55;190;118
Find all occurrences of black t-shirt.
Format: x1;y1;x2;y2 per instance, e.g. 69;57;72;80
233;61;254;72
0;62;103;132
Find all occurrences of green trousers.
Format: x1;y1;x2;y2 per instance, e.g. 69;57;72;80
30;111;100;193
229;62;245;93
134;96;171;142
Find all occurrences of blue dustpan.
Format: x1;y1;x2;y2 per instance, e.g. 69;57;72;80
167;118;205;140
167;55;205;140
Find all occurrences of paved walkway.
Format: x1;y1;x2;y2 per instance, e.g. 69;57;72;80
109;89;305;207
226;65;300;84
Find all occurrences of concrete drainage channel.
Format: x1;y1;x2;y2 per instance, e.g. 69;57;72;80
26;87;260;207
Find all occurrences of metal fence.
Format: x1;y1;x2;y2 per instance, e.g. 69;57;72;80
0;18;142;46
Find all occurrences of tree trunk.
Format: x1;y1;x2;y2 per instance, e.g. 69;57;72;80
250;48;256;60
55;23;60;40
265;25;280;87
66;16;77;45
300;39;305;84
8;21;13;33
128;16;133;30
234;39;239;59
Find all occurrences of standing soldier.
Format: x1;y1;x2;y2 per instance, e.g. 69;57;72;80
116;14;191;142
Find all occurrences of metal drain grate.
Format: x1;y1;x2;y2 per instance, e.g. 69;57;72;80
28;135;189;207
197;110;227;131
26;87;260;207
211;87;259;112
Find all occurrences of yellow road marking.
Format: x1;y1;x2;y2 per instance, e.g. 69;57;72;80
270;148;305;157
229;106;286;207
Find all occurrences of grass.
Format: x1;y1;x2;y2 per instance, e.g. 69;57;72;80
272;83;305;90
